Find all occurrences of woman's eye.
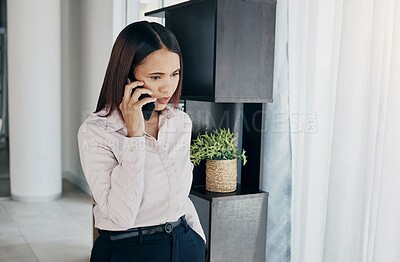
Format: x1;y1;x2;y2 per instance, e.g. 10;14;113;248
172;72;180;77
150;76;161;80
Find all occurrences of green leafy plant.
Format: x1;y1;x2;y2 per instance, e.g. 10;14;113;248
190;128;247;166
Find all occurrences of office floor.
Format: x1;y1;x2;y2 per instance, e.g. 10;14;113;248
0;179;92;262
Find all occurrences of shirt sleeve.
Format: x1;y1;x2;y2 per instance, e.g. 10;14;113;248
185;198;207;243
77;122;146;229
180;113;207;243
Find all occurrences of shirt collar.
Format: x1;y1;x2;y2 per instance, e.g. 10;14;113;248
97;105;175;133
159;105;175;119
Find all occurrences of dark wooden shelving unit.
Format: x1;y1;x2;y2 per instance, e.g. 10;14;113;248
190;185;269;261
146;1;276;261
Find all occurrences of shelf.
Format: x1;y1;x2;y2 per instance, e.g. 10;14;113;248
190;184;268;201
145;0;276;103
189;184;269;261
145;0;204;18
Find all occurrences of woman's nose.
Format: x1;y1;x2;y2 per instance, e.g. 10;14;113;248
158;85;168;94
158;79;173;93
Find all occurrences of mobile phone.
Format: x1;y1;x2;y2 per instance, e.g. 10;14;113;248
138;91;156;121
128;78;155;121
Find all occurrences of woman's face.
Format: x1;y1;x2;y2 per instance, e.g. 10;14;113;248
134;48;180;111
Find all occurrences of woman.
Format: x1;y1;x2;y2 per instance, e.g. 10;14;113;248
77;21;206;262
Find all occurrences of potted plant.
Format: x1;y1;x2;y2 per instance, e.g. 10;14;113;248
190;128;247;193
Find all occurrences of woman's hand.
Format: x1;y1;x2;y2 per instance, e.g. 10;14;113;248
119;80;157;137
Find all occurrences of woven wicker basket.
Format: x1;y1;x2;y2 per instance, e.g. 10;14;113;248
205;159;237;193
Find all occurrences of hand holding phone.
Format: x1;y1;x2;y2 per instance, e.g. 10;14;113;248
119;79;157;137
129;78;156;121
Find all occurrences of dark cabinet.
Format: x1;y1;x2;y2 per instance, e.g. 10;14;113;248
146;0;276;103
146;3;273;261
190;185;269;262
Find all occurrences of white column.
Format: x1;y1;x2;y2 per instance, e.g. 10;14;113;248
7;0;62;202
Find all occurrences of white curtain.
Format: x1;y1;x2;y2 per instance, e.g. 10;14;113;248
289;0;400;261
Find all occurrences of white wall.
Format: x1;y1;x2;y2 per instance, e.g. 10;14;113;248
60;0;163;194
61;0;114;194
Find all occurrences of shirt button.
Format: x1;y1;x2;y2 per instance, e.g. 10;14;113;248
129;176;134;183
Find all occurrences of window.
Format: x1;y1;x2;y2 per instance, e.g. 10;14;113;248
126;0;188;25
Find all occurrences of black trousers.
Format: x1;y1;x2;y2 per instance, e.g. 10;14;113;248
90;221;205;262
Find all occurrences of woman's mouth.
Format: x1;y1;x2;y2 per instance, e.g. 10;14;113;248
157;96;171;104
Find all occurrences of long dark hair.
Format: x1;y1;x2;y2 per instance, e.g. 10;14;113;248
94;21;183;118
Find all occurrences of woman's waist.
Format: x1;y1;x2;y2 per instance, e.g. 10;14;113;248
93;207;187;231
98;215;187;241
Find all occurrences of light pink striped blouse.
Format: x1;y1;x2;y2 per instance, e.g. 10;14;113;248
77;105;205;242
